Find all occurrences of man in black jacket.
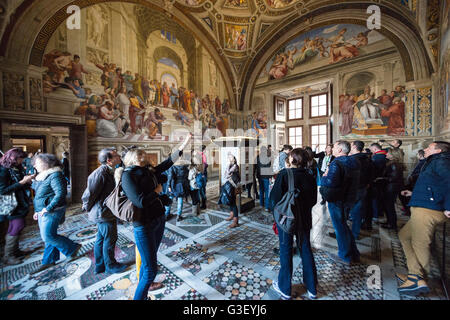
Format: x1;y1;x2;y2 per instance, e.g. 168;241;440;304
82;148;127;274
348;141;374;239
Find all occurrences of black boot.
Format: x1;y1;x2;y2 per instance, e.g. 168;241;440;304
3;235;23;265
200;199;207;210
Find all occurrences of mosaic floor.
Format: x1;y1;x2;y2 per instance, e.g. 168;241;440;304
0;180;448;300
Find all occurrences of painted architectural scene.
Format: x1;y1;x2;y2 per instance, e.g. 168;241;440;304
259;24;388;82
42;3;232;141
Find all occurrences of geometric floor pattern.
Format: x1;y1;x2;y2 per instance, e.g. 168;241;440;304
1;180;448;300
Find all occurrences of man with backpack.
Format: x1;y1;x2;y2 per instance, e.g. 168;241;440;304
320;140;361;265
82;148;127;274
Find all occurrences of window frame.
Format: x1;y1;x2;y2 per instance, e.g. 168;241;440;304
287;97;304;121
287;125;304;149
309;123;328;152
309;93;329;118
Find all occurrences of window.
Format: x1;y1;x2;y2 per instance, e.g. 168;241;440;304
310;124;328;152
310;93;328;118
288;126;303;149
288;98;303;120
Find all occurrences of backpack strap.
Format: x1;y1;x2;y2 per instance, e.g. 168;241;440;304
286;168;294;192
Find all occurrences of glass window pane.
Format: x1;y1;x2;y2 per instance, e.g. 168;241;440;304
289;111;295;119
289;128;295;135
296;110;302;119
319;105;327;116
289;100;295;111
312;136;319;145
319;125;327;134
312;125;318;134
319;136;327;144
319;94;327;105
312;107;318;117
296;99;302;109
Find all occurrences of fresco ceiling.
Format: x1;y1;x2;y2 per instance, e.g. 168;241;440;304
0;0;435;110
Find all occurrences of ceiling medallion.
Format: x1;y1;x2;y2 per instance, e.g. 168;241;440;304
259;5;266;12
216;13;222;19
204;2;212;9
250;16;257;23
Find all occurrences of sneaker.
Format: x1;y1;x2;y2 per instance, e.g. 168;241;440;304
272;280;291;300
395;273;408;284
307;290;317;300
177;215;183;222
398;274;430;295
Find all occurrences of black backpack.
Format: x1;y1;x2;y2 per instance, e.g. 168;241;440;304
273;169;302;234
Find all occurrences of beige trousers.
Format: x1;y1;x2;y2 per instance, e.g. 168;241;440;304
398;207;448;277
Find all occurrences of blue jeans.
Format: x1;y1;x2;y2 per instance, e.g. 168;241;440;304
94;220;118;270
165;197;184;216
349;188;367;239
164;195;173;216
198;186;206;202
133;215;165;300
328;201;360;263
38;207;77;265
277;225;317;296
176;197;183;216
258;178;270;209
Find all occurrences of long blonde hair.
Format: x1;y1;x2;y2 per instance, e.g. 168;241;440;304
123;149;146;167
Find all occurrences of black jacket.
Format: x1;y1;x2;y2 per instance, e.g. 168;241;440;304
269;168;317;232
0;165;30;221
350;153;374;188
256;154;273;180
122;155;176;225
409;152;450;211
82;164;116;223
378;161;404;193
167;165;190;197
62;158;70;179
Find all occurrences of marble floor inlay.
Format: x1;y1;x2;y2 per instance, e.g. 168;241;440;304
0;182;447;300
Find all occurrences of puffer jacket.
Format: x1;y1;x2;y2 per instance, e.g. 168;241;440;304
32;167;67;212
82;164;116;223
0;165;30;221
167;165;190;197
320;155;361;204
409;152;450;212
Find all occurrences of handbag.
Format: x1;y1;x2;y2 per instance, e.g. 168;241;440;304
103;178;141;222
0;169;19;216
